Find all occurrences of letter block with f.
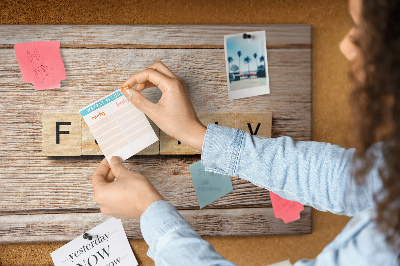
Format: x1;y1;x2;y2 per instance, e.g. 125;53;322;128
42;113;82;156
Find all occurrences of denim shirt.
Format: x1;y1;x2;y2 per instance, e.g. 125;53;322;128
140;124;399;265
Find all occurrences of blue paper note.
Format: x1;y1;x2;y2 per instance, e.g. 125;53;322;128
189;161;233;208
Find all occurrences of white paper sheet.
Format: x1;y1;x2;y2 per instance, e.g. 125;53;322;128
80;90;158;162
51;218;138;266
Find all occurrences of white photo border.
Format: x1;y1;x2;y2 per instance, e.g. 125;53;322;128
224;30;270;100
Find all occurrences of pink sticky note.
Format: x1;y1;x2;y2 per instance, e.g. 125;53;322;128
14;41;66;90
270;191;304;224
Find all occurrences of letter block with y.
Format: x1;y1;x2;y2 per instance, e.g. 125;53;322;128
42;113;82;156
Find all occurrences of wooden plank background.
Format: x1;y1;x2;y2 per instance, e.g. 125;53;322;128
0;25;312;243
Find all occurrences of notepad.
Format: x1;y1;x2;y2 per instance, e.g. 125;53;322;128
79;90;158;163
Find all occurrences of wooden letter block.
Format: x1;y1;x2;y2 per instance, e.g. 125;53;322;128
135;118;160;155
197;112;235;128
81;119;102;155
160;112;236;155
235;112;272;138
42;113;82;156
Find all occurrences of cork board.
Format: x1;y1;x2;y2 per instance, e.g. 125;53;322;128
0;0;353;265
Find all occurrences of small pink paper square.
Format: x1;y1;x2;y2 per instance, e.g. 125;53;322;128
270;191;304;224
14;41;66;90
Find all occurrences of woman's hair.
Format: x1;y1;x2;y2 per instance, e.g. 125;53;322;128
349;0;400;252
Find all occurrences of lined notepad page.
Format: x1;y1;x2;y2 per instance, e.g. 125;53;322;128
80;90;158;162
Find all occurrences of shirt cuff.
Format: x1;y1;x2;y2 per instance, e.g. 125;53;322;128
201;123;245;176
140;200;192;260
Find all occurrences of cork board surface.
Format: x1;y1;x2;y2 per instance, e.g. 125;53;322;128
0;0;352;265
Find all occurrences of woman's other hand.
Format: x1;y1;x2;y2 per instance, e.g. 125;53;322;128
92;157;164;219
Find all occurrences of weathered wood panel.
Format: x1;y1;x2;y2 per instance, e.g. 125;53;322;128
0;25;311;49
0;207;312;243
0;25;312;242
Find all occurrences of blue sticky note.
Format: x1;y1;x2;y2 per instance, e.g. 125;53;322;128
189;161;233;208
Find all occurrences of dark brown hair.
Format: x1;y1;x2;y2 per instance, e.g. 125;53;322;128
349;0;400;253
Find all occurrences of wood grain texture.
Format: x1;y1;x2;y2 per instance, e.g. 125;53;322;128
0;207;312;243
0;156;272;212
0;25;311;49
0;25;312;242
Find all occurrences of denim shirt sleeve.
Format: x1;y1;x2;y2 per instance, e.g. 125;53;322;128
140;200;237;266
201;124;383;216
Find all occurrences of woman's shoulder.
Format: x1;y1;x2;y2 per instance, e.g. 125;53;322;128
320;209;399;265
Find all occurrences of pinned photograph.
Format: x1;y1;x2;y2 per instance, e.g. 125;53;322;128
224;30;270;100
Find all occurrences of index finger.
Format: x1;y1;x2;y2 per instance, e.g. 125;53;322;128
92;158;111;190
147;61;177;79
121;68;173;94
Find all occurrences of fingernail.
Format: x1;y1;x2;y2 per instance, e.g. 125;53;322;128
110;156;122;165
121;85;130;91
124;88;133;100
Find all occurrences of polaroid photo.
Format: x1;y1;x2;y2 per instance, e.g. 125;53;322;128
224;30;270;100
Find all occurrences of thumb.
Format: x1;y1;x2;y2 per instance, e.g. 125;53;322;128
109;156;128;177
122;88;155;115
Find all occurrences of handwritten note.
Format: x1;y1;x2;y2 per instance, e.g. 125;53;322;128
51;218;138;266
189;161;233;208
14;41;66;90
80;90;158;163
269;191;304;224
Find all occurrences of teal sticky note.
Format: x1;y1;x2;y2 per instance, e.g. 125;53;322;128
189;161;233;208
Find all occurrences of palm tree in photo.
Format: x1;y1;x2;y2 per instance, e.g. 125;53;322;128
244;56;251;78
227;56;233;73
237;51;242;78
253;53;258;72
259;55;265;66
258;55;266;77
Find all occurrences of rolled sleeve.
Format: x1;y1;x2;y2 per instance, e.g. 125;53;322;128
201;123;245;176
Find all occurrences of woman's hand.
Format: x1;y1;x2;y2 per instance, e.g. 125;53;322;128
120;61;207;151
92;157;164;219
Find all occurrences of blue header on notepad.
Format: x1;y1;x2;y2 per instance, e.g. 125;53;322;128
80;91;123;117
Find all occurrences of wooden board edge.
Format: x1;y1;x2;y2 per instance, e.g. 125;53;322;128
0;24;311;49
0;207;312;243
